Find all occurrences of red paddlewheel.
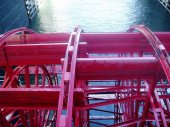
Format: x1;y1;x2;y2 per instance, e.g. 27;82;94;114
0;25;170;127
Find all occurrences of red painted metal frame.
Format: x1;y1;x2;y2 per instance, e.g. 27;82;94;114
0;25;170;127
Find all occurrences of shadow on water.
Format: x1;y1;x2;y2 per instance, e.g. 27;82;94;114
29;0;170;32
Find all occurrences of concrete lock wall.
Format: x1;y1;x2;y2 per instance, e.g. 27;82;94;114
0;0;29;34
159;0;170;12
160;0;170;5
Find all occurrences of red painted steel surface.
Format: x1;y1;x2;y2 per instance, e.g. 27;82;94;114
0;25;170;127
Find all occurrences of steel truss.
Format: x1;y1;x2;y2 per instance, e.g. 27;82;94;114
0;25;170;127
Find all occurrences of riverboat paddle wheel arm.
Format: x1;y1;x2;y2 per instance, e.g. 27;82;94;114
0;25;170;127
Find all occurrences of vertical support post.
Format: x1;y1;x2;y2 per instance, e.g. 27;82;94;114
24;66;30;88
19;110;28;127
56;26;83;127
35;66;39;87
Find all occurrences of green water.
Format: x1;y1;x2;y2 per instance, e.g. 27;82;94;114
29;0;170;32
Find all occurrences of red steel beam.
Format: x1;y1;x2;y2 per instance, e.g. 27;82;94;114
4;88;170;110
0;88;85;109
0;88;59;109
108;116;170;127
0;51;161;79
76;57;160;80
3;33;170;53
0;43;66;65
78;95;146;110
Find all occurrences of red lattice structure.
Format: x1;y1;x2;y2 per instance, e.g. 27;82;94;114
0;25;170;127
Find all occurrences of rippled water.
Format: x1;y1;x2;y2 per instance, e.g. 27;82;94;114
29;0;170;32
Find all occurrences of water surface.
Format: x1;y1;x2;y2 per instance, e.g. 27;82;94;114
29;0;170;32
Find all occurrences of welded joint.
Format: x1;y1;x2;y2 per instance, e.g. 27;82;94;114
59;115;66;127
72;32;76;35
68;46;73;52
167;57;170;64
158;44;165;50
64;72;70;83
74;88;84;92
